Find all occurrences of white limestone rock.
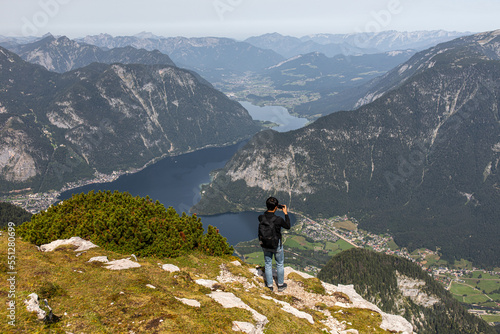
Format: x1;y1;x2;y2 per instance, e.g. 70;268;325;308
340;329;359;334
175;297;201;308
334;284;413;334
284;266;315;279
24;293;46;320
88;256;109;263
208;291;268;333
380;313;413;334
232;321;257;333
249;267;264;278
162;264;180;273
104;258;141;270
40;237;98;252
397;274;440;307
217;264;256;290
261;295;314;324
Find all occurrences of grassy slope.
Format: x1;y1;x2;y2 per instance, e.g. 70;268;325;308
0;234;396;333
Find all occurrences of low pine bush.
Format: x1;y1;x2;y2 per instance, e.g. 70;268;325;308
18;190;233;258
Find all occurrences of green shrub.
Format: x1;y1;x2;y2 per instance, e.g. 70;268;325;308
18;191;233;258
200;225;234;256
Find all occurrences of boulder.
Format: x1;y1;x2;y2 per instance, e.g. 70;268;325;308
40;237;98;252
162;264;180;272
195;279;218;289
104;258;141;270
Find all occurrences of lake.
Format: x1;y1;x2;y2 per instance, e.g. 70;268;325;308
239;101;309;132
60;102;306;246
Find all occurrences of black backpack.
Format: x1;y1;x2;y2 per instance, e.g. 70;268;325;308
258;215;280;249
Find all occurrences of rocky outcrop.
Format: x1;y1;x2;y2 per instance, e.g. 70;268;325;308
197;262;413;333
24;293;46;320
41;238;143;270
103;258;142;270
208;291;269;333
397;273;439;307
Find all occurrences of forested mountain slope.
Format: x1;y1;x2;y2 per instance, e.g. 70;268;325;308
318;249;495;334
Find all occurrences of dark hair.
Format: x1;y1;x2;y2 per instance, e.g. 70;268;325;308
266;197;279;210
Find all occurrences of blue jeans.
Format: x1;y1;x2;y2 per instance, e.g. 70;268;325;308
263;242;284;287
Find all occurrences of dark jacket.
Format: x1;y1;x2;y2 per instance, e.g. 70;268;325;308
258;211;291;250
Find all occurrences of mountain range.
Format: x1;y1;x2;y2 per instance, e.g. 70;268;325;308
2;34;420;120
4;35;176;73
1;28;499;332
245;30;470;58
296;30;500;116
193;30;500;268
0;46;260;193
4;32;466;120
77;34;285;82
244;32;371;58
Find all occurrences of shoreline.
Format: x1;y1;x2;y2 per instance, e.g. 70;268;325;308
2;139;250;214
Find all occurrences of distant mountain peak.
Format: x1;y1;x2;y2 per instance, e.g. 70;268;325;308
134;31;160;39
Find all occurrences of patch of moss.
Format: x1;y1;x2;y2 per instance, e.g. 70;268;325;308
328;306;391;334
287;272;326;295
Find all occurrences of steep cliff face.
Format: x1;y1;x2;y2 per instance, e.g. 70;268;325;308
193;31;500;267
0;119;39;182
0;47;261;192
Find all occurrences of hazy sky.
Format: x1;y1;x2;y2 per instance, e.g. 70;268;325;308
0;0;498;39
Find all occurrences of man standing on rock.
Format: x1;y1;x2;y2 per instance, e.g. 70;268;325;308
258;197;291;292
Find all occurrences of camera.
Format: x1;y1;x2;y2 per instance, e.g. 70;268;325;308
277;204;284;209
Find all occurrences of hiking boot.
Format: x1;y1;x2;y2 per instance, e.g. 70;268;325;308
278;283;287;292
267;286;274;292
